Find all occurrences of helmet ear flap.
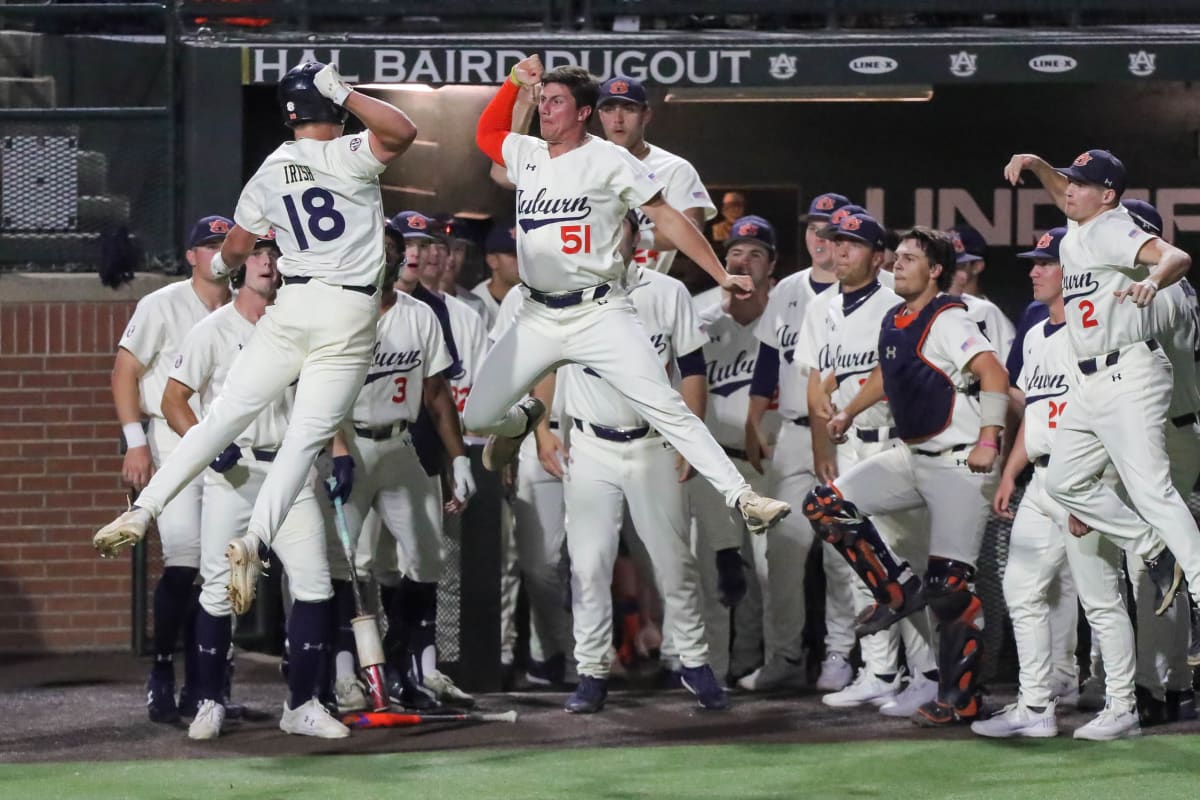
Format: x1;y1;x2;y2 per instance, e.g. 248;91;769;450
230;265;246;290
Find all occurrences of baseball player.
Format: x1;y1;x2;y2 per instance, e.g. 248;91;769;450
468;56;788;536
93;62;418;607
329;244;477;711
740;193;850;694
471;221;520;332
438;216;490;321
804;226;1010;726
948;226;1017;364
594;75;717;275
793;213;939;716
111;214;232;722
161;237;347;739
1004;150;1200;630
976;226;1140;740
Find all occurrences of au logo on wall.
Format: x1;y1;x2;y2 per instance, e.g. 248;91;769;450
1129;50;1156;77
949;51;977;77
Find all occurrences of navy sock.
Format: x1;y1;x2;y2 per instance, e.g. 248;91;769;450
193;608;232;703
152;566;199;675
331;580;358;656
181;585;201;692
287;599;332;709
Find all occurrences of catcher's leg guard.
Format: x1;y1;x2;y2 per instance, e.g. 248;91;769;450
921;557;984;721
802;484;917;624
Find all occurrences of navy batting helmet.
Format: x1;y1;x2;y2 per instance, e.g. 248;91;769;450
278;61;349;128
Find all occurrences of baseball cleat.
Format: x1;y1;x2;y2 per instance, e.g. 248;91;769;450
1076;675;1107;712
146;670;179;724
1073;701;1141;741
879;673;939;718
970;701;1058;739
93;506;153;559
1049;677;1080;708
334;676;368;713
424;669;476;708
225;535;267;616
737;490;791;535
736;656;807;692
280;698;350;738
822;671;900;709
912;696;983;727
853;575;926;637
564;675;608;714
385;665;439;711
482;397;545;472
1144;547;1183;616
187;699;226;740
680;665;730;710
815;653;854;692
1166;688;1197;722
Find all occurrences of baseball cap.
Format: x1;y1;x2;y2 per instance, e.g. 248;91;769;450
484;221;518;255
1016;227;1067;261
801;193;851;223
1121;199;1162;235
597;76;648;108
950;225;988;264
829;203;869;226
1055;149;1127;196
186;215;232;249
817;213;886;250
390;211;436;240
253;228;280;252
725;215;776;253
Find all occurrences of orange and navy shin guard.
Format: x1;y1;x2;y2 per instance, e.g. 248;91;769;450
925;557;984;715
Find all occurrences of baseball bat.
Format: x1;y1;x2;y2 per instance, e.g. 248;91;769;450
341;710;518;729
327;479;389;713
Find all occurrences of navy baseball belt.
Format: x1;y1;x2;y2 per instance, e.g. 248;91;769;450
1077;338;1159;376
914;443;971;458
245;448;278;462
1173;411;1200;428
527;282;612;309
282;275;378;297
353;421;409;440
855;425;896;443
722;446;749;461
573;418;656;442
1033;454;1050;468
791;416;811;427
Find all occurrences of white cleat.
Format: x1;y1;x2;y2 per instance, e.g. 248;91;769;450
815;653;854;692
226;535;267;616
1050;677;1080;708
187;699;226;741
482;397;545;472
879;673;939;718
821;671;900;708
1073;701;1141;741
280;698;350;739
93;506;153;558
970;701;1058;739
736;657;807;692
737;490;792;535
334;676;368;713
425;669;476;708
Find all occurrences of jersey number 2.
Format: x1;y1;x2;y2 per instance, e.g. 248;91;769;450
283;188;346;251
1078;300;1099;329
560;224;592;255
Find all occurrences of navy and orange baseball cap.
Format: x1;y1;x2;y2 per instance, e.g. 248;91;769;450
950;225;988;264
598;76;648;107
829;203;868;226
186;215;232;249
817;213;886;250
390;211;437;240
801;193;851;223
1121;199;1162;235
485;221;518;254
1016;227;1067;261
726;215;776;253
1056;149;1127;196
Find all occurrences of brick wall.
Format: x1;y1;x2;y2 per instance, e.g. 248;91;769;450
0;301;141;652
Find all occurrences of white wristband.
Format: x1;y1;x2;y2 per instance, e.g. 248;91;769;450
329;82;352;106
636;229;656;251
209;250;230;279
123;422;147;449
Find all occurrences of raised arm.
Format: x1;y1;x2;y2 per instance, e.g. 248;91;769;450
641;197;752;298
477;55;542;166
1004;153;1068;212
312;63;417;164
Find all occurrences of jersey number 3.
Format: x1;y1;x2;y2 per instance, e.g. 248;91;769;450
283;188;346;251
392;377;407;404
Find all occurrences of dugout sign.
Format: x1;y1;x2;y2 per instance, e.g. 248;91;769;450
240;41;1200;87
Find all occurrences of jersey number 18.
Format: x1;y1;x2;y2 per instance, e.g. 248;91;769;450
283;188;346;251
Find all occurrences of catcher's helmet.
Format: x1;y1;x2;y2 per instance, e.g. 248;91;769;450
278;61;349;128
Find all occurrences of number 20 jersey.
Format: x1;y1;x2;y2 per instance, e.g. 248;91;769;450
1017;319;1075;461
234;134;388;288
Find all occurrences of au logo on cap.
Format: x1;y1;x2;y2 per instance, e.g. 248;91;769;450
831;207;853;224
1036;232;1053;249
1073;152;1094;167
737;221;760;237
609;80;629;95
409;215;427;230
842;216;862;231
816;195;836;211
951;233;965;253
209;218;230;234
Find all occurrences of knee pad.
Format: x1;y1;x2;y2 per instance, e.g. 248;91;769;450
923;557;978;623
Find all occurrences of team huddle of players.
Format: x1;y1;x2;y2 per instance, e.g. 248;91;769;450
96;56;1199;744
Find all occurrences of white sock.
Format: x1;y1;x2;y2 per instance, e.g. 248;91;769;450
335;650;356;680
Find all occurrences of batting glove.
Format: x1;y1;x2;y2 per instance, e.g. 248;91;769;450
313;63;352;106
210;443;241;473
325;454;355;502
451;455;476;504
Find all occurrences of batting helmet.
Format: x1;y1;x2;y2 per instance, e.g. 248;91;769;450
278;61;349;128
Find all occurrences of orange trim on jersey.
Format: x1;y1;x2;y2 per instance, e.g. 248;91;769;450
903;300;967;445
476;79;520;166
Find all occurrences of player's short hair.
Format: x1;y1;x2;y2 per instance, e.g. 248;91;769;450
898;226;957;291
542;66;600;113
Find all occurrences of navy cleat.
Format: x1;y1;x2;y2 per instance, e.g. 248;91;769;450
564;675;608;714
680;665;730;710
146;670;179;724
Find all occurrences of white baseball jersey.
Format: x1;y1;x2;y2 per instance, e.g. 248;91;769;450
1017;319;1075;461
1059;205;1157;358
470;279;504;332
169;303;293;450
442;292;488;415
562;270;707;428
352;293;451;427
502;134;662;292
118;280;214;418
795;281;903;431
1151;281;1200;417
962;293;1016;365
697;302;782;450
754;269;836;420
630;144;716;275
234;134;387;288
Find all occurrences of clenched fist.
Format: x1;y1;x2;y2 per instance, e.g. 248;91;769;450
313;63;352;106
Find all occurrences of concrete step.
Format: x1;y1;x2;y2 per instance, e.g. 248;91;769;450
0;30;47;78
0;76;55;108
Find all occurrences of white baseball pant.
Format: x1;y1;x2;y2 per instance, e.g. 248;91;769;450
564;428;709;677
1046;343;1200;604
132;280;378;548
462;292;749;507
197;454;331;618
146;418;202;569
